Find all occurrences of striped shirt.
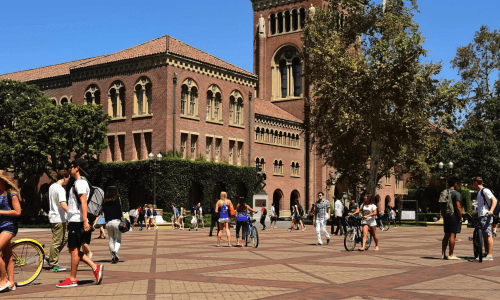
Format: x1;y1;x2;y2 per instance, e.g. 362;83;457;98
315;199;330;219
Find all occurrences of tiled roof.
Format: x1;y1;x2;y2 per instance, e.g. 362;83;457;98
0;35;255;83
254;98;303;123
0;56;104;82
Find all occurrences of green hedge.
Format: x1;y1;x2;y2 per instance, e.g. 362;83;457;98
459;188;472;213
87;158;258;213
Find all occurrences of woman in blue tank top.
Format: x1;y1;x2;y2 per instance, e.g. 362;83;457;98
0;171;22;292
235;196;256;247
215;192;233;247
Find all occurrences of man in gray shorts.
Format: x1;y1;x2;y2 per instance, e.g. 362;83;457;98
473;177;497;261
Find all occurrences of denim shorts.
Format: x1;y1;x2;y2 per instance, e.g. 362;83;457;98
0;224;18;237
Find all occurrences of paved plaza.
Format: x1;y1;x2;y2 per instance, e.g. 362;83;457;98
4;225;500;299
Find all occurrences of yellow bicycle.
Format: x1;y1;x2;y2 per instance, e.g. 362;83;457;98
11;239;45;286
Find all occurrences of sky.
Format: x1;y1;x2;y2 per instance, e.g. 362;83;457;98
1;0;499;84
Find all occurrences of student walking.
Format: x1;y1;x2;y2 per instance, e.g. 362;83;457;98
172;203;180;229
260;204;267;230
179;205;185;230
270;203;277;228
149;204;158;230
145;205;151;230
137;206;146;231
96;214;107;239
216;192;233;247
473;177;497;260
313;192;330;246
57;158;103;288
47;170;71;272
198;203;205;229
129;207;138;231
333;197;345;236
236;197;256;247
352;194;379;251
209;201;219;236
0;171;22;292
441;177;462;260
102;186;124;264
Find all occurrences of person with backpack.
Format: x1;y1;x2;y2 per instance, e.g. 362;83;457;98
149;204;158;230
215;191;234;247
260;203;267;230
137;205;146;231
235;197;256;247
57;158;103;288
333;196;345;236
102;186;124;264
47;170;71;272
440;177;462;260
0;171;22;292
473;177;498;261
297;202;306;232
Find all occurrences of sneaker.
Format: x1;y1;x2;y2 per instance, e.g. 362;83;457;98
447;255;460;260
51;265;67;272
56;278;78;288
111;252;117;263
44;257;50;265
484;256;494;261
441;255;447;260
93;265;103;285
327;238;330;245
315;243;323;246
140;228;143;231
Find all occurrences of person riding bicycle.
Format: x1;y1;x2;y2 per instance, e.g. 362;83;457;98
235;197;256;247
473;177;497;261
0;171;21;292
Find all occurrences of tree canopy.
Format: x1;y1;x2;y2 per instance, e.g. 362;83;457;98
0;79;110;184
302;0;464;195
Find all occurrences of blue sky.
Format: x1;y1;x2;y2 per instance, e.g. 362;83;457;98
1;0;499;84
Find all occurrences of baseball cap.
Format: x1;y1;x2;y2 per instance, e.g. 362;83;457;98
72;158;89;175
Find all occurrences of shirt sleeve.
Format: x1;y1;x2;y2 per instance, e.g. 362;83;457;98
75;180;89;196
485;189;495;201
57;187;67;203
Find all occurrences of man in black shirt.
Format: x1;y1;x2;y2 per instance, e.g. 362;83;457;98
442;177;462;260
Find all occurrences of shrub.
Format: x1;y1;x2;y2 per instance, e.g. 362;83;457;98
459;188;472;213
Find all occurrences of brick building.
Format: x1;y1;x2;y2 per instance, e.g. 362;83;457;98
0;0;406;215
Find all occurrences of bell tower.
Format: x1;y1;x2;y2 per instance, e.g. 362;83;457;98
250;0;326;120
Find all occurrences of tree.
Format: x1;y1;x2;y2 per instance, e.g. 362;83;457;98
302;0;463;196
0;79;110;186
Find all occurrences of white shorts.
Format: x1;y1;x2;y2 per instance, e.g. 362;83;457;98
218;218;231;223
362;218;377;227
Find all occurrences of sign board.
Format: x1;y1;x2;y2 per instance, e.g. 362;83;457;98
401;210;416;221
253;192;268;219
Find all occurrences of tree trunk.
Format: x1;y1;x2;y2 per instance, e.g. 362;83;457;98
367;118;381;197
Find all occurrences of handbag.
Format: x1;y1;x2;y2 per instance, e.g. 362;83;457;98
119;217;131;233
229;203;236;218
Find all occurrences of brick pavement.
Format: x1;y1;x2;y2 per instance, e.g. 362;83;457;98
3;225;500;299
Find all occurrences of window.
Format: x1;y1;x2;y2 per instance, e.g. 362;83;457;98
273;159;284;175
229;140;235;165
273;47;302;100
260;158;266;172
270;13;276;35
144;132;152;157
300;7;306;29
385;172;391;185
181;133;188;159
181;79;198;117
118;135;125;161
108;81;125;118
229;91;244;126
134;77;152;115
191;135;198;159
206;86;222;122
292;9;299;31
291;162;300;176
51;98;57;105
255;127;260;141
237;142;243;166
60;97;69;105
206;137;213;161
85;84;101;105
277;12;283;33
108;136;115;162
279;160;283;174
215;138;221;162
134;133;141;160
285;11;291;32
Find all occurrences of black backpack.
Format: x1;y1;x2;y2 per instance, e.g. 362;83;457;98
298;206;304;217
41;184;53;215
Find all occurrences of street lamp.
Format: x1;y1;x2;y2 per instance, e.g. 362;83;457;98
438;161;453;183
149;152;163;209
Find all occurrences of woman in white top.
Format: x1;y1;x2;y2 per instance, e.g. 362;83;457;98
352;194;379;251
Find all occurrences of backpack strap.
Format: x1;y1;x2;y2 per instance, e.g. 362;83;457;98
482;188;492;210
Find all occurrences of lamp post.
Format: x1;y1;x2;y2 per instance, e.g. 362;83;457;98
149;152;163;209
438;161;454;183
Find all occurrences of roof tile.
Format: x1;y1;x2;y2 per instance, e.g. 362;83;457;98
254;98;303;123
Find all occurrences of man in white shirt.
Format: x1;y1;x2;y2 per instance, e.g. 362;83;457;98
57;158;103;288
129;208;137;231
47;170;70;271
333;197;345;236
473;177;498;261
270;203;277;228
198;203;204;229
313;192;331;246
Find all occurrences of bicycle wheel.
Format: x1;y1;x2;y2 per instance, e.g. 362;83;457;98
473;227;480;259
382;218;390;232
251;227;259;248
478;232;484;263
344;229;356;251
365;231;372;250
11;240;45;287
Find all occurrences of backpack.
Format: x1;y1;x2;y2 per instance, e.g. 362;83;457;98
41;184;53;215
298;205;304;217
71;177;104;220
438;189;454;217
482;188;500;217
153;209;157;217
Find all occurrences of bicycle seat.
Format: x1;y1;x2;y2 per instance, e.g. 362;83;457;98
250;219;257;223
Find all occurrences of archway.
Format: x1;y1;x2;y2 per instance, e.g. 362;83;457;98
290;190;300;211
237;183;247;203
273;189;283;218
385;195;392;209
188;182;203;210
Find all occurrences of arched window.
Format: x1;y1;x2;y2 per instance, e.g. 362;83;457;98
230;90;244;126
299;7;306;29
277;12;284;33
60;97;69;105
270;13;276;35
285;11;291;32
181;78;198;117
288;133;292;146
206;85;222;122
279;160;284;175
134;77;152;116
265;129;270;143
279;131;283;144
260;158;266;172
260;128;265;141
291;162;296;175
108;81;125;118
292;9;299;31
50;98;57;105
272;47;303;100
273;160;278;174
274;131;278;144
255;127;260;140
84;84;101;105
